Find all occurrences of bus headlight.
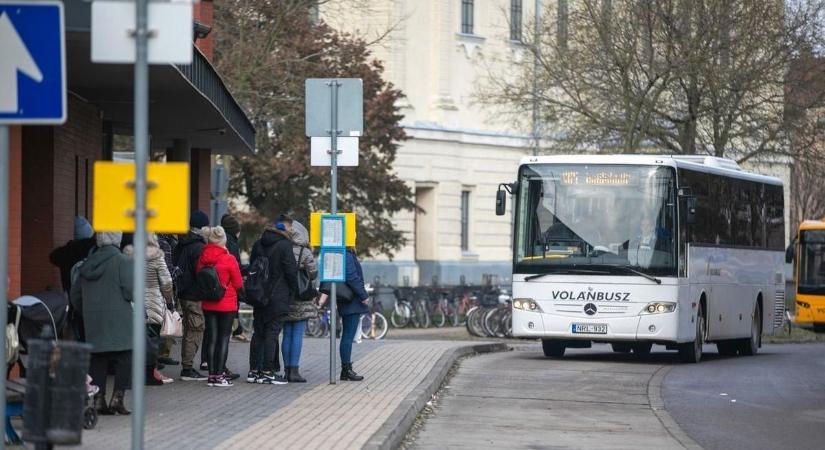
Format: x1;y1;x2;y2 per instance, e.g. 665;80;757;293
641;302;676;315
513;298;542;312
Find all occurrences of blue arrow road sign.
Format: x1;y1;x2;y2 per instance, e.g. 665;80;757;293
0;1;66;125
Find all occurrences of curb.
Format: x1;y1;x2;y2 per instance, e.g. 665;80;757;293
647;366;703;450
362;342;508;450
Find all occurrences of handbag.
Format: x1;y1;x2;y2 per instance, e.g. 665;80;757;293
320;281;354;302
296;247;318;301
160;309;183;338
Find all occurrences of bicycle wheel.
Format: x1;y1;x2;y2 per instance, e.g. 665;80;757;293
432;303;447;328
482;308;500;337
371;312;389;339
391;302;411;328
501;309;513;338
413;300;430;328
449;299;461;327
467;307;485;337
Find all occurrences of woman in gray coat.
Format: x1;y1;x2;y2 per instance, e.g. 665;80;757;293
70;231;134;415
281;221;318;383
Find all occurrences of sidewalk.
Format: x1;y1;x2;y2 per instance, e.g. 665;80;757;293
75;337;504;449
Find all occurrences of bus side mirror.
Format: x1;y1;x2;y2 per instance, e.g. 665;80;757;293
686;197;697;225
495;189;507;216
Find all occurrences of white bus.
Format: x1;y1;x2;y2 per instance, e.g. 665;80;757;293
496;155;786;363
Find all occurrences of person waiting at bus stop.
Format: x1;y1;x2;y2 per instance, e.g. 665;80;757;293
319;245;369;381
70;231;134;415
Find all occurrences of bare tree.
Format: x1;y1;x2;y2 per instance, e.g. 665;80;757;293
483;0;825;161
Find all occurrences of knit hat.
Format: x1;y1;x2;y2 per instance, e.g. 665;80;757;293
277;213;293;224
74;216;93;240
96;231;123;248
220;214;240;237
190;210;209;229
207;226;227;246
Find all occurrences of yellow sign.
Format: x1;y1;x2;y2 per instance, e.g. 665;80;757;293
310;212;356;247
93;162;190;233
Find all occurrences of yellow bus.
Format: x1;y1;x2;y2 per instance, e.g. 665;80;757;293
795;220;825;332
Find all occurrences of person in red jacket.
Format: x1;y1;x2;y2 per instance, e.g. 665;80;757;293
197;226;243;387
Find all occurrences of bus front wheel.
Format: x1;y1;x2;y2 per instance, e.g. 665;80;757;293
679;308;705;363
542;339;566;358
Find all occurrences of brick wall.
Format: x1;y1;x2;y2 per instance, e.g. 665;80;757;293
193;0;214;61
191;149;212;219
21;97;102;293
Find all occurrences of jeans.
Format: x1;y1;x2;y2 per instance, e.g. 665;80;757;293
249;310;282;373
89;350;131;397
204;312;234;376
339;313;361;364
281;320;307;367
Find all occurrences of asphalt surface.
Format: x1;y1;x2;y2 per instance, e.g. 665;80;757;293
664;343;825;450
406;342;825;449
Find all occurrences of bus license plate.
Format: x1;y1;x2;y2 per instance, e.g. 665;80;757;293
572;323;608;334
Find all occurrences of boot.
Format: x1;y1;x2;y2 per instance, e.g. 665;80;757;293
109;390;131;415
284;367;292;380
287;366;306;383
340;363;363;382
94;393;113;415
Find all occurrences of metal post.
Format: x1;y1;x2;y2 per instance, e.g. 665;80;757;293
131;0;149;447
0;125;10;450
532;0;541;156
328;80;340;385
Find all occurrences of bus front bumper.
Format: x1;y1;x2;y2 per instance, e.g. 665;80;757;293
511;309;680;342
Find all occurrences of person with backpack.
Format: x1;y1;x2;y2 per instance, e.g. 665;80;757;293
319;245;369;381
281;221;318;383
50;216;97;339
70;232;134;414
245;221;299;385
197;227;244;387
173;210;209;381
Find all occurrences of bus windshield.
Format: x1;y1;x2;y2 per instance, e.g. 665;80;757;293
799;230;825;295
514;164;677;276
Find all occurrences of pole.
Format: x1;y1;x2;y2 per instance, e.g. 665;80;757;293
0;125;10;450
328;80;340;385
131;0;149;447
532;0;541;156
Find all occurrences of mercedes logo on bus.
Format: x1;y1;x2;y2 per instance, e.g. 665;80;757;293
584;303;598;315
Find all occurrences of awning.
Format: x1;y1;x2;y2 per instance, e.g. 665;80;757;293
64;0;255;155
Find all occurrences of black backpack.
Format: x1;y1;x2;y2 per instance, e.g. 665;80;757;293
189;265;226;302
296;247;317;301
244;245;276;308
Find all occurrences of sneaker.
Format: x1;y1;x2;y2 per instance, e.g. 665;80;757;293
246;371;259;384
256;371;288;385
224;369;241;381
210;375;233;388
180;368;208;381
200;362;208;371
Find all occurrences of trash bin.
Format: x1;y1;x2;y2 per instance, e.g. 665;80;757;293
23;336;92;446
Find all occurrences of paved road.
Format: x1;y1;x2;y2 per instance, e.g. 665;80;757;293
408;342;825;449
664;343;825;450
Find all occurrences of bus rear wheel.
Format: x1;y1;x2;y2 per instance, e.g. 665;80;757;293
679;308;705;363
542;339;566;358
738;304;761;356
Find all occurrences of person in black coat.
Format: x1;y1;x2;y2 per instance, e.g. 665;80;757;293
49;216;96;340
173;210;209;381
246;225;299;384
319;247;369;381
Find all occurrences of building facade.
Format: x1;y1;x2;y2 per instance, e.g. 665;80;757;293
3;0;254;298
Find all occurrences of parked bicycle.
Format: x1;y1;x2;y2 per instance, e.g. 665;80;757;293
359;297;388;340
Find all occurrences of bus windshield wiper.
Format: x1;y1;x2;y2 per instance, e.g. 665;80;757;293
524;268;610;281
601;265;662;284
